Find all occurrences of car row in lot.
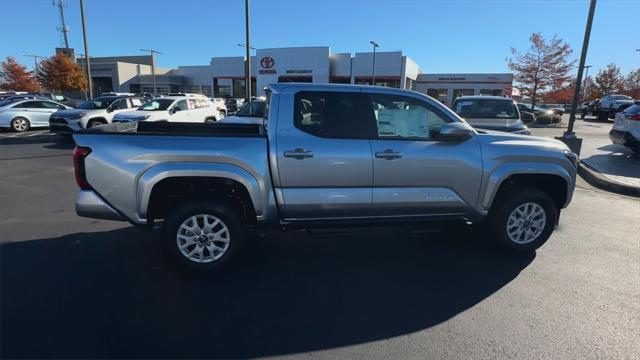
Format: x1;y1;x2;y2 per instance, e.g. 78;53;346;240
580;94;635;120
0;99;72;132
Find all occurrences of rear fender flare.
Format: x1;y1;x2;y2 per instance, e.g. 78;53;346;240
136;162;264;221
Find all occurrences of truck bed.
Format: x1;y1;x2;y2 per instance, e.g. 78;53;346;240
79;121;265;137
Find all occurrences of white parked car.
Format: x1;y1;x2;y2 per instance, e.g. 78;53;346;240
599;94;635;112
113;95;221;123
49;96;145;135
610;103;640;154
0;99;71;132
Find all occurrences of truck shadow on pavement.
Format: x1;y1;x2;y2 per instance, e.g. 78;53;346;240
1;225;534;359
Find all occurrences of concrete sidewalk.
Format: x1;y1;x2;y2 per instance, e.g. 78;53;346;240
579;136;640;196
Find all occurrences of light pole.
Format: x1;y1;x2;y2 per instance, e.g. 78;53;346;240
582;65;592;103
559;0;596;156
244;0;252;100
370;41;379;85
140;49;162;94
238;43;255;50
79;0;93;99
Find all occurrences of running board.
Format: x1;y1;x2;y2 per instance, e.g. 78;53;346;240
305;227;350;239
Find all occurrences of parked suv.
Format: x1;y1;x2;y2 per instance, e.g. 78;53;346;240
610;103;640;153
452;96;531;134
49;95;144;135
599;94;634;113
112;95;221;123
73;84;577;270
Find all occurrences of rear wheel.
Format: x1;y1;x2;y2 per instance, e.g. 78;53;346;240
488;187;557;252
11;117;30;132
162;202;245;270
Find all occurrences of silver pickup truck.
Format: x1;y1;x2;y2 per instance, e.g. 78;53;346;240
73;83;578;270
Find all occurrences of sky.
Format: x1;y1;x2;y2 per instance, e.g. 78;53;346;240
1;0;639;76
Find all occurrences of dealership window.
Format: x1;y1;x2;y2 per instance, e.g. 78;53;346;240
330;77;351;84
453;89;474;100
370;93;449;140
232;78;256;99
426;89;448;104
278;76;312;83
479;89;504;96
293;91;375;139
355;78;400;88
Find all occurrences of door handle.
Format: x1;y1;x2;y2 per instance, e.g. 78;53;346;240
283;148;314;159
375;149;403;160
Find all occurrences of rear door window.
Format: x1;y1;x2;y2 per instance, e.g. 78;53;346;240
293;91;375;139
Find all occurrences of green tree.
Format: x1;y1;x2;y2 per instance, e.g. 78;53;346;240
0;57;40;92
508;33;575;109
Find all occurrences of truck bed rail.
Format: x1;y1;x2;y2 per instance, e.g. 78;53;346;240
78;121;265;137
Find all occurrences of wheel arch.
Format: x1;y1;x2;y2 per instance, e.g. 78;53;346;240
480;163;573;214
137;163;265;224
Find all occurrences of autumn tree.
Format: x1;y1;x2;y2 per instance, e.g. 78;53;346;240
623;69;640;99
0;57;40;92
581;76;598;101
592;63;624;97
38;53;87;93
508;33;575;108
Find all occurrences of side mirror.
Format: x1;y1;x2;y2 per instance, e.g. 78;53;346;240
106;106;113;113
172;107;181;114
434;122;475;142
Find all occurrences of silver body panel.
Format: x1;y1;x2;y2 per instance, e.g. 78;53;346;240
75;83;577;226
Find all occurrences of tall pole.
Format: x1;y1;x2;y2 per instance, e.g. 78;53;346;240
80;0;93;99
140;49;162;94
370;41;379;85
23;55;46;79
565;0;596;136
582;65;592;103
54;0;70;48
245;0;252;100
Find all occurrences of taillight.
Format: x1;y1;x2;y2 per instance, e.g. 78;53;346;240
73;146;92;190
627;114;640;121
217;107;223;112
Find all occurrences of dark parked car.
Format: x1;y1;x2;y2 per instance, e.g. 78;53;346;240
517;103;561;124
539;104;565;116
580;99;600;119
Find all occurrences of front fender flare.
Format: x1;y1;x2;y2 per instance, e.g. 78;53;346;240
479;162;574;214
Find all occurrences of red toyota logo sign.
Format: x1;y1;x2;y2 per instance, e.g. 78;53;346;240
260;56;275;69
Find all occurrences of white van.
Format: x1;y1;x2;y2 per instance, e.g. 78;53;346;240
113;95;221;123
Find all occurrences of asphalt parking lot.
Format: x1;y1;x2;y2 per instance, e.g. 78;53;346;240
1;127;639;359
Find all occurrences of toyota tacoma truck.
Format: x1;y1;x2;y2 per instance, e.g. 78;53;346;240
73;83;578;270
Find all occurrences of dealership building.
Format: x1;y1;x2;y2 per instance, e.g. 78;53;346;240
78;46;513;105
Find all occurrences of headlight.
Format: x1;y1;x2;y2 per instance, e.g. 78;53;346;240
133;115;151;121
546;110;554;115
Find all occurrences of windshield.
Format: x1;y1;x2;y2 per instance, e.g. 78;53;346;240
623;104;640;114
139;99;174;111
79;97;117;109
453;99;518;119
236;101;265;117
613;95;632;100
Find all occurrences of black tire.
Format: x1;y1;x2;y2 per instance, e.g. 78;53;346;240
487;187;558;252
10;117;30;132
580;111;586;119
162;202;245;270
205;117;217;123
87;119;106;128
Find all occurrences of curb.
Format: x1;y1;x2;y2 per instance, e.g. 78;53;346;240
578;162;640;198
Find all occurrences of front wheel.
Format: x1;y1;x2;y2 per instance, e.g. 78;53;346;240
488;187;558;252
162;202;245;270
